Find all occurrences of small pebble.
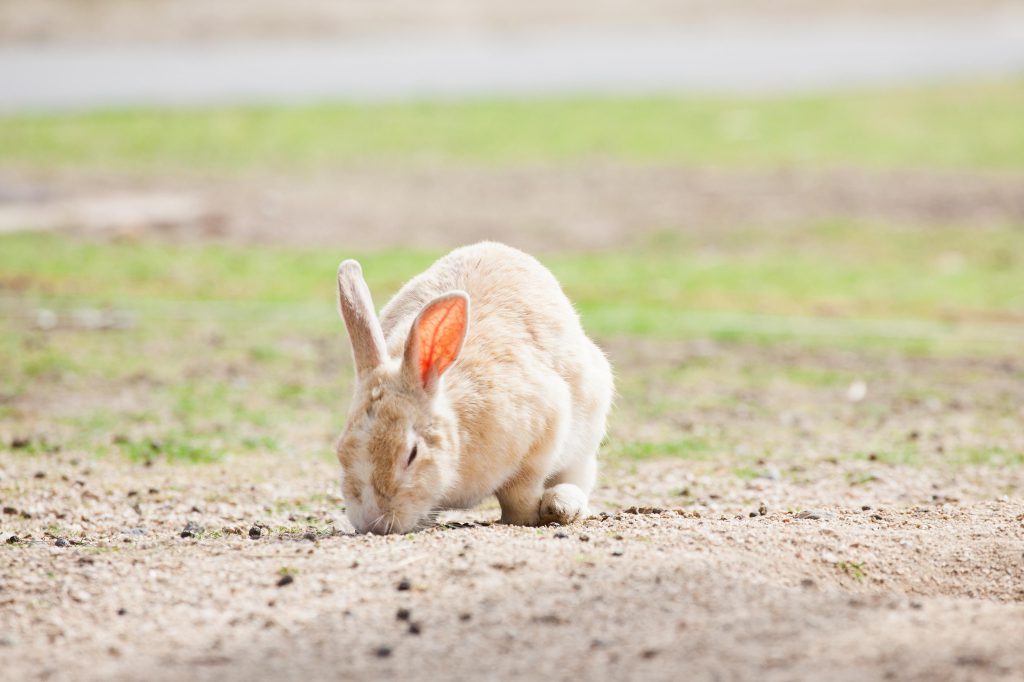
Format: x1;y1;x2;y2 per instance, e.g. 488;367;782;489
758;503;768;516
276;574;294;587
396;608;411;621
611;550;624;557
554;531;568;539
248;526;262;539
54;538;69;547
396;578;412;591
6;535;19;545
408;622;422;636
749;512;757;518
302;532;317;542
458;613;472;622
374;645;392;658
117;608;127;616
181;521;204;539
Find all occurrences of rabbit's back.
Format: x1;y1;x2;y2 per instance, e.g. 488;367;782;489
380;242;583;366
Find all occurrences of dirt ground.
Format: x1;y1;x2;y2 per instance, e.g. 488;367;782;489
2;335;1024;681
4;165;1024;250
2;447;1023;681
3;0;1017;43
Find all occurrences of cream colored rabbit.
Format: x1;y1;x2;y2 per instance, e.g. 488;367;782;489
335;242;613;534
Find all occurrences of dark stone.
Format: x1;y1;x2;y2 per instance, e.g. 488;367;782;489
396;578;411;591
180;521;204;538
276;574;294;587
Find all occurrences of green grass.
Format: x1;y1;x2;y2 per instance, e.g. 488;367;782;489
608;437;716;461
854;446;1024;467
2;81;1022;170
1;221;1020;357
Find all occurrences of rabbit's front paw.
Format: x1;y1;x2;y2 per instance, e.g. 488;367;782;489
539;484;588;525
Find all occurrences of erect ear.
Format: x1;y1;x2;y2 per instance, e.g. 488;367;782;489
403;291;470;392
337;259;388;378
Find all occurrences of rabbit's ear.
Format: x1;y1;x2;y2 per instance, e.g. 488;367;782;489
403;291;470;392
337;260;388;377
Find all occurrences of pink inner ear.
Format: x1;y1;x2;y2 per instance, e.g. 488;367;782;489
416;296;467;386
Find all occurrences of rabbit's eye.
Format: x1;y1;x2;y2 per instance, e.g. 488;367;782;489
407;444;418;466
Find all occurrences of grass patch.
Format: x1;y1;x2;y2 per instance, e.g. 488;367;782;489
837;561;867;581
1;81;1023;170
851;446;1024;468
732;466;763;480
608;437;716;461
118;436;224;464
0;221;1020;359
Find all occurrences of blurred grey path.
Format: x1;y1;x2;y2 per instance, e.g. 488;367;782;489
2;11;1024;112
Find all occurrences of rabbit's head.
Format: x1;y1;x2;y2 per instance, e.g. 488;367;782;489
334;260;469;534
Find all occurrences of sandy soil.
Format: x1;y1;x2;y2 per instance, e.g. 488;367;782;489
2;455;1023;682
2;339;1023;681
3;0;1018;44
4;165;1023;250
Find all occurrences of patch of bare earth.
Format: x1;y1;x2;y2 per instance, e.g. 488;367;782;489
2;341;1023;681
2;165;1023;250
0;455;1022;682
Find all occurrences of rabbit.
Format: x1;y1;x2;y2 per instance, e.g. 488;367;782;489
335;241;613;534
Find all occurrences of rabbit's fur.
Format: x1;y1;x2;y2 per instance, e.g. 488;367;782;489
336;242;613;534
